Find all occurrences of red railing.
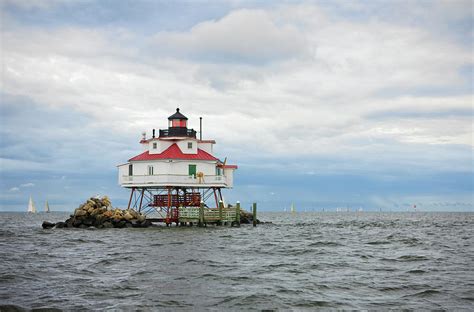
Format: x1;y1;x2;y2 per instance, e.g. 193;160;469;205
151;193;201;207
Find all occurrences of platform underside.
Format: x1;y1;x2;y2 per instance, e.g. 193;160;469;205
125;186;239;225
121;183;229;188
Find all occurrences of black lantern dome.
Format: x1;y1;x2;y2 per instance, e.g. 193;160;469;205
159;108;196;138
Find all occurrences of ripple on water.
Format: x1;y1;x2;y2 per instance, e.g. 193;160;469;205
403;289;442;298
407;269;427;274
381;255;430;262
366;240;391;245
1;211;473;310
308;241;342;247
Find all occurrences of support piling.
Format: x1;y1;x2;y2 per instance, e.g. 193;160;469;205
252;202;257;227
198;201;204;227
218;200;224;225
234;201;241;227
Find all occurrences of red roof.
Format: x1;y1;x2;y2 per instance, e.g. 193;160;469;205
218;164;238;169
198;139;216;144
129;143;218;161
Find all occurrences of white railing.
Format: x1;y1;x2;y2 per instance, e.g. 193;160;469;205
120;174;228;186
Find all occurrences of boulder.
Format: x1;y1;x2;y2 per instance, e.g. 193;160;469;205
65;218;74;228
142;219;152;227
239;210;260;224
90;208;101;217
74;209;87;217
114;220;126;228
55;222;66;228
103;221;113;228
42;221;56;229
103;210;113;218
123;212;134;221
73;218;82;227
83;218;94;226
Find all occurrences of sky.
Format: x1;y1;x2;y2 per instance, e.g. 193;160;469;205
0;0;472;212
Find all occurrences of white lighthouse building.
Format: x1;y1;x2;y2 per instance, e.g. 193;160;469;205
118;108;237;223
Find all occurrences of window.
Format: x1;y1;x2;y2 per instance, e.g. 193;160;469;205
216;167;222;176
128;164;133;176
147;165;154;175
188;142;193;149
153;142;157;149
171;120;187;127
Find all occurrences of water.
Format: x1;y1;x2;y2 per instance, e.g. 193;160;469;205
1;212;473;310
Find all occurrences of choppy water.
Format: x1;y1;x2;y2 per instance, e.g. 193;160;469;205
1;212;473;310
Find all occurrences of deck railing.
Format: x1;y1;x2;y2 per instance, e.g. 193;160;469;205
178;207;238;222
159;128;196;138
120;174;227;186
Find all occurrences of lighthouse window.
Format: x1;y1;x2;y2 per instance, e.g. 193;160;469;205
188;142;193;149
153;142;157;149
147;166;154;175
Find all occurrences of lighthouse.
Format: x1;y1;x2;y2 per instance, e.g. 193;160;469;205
118;108;238;225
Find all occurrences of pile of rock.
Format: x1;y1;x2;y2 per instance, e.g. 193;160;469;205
42;196;151;229
239;209;260;224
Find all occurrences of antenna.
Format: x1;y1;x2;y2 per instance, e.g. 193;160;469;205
199;117;202;140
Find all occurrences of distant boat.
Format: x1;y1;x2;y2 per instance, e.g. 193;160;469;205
44;200;50;213
290;203;296;214
28;196;37;213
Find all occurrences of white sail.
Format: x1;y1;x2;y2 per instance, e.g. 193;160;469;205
44;200;50;213
28;196;37;213
290;203;295;214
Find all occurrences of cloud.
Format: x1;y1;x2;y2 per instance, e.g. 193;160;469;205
1;0;65;10
4;182;34;194
0;2;472;210
150;9;309;64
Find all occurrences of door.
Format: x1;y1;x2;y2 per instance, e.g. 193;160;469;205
128;164;133;176
188;164;196;178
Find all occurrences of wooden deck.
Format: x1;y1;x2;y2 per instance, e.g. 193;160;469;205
178;207;237;222
145;202;257;227
146;204;241;226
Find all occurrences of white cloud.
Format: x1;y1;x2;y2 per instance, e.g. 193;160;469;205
1;0;66;10
150;9;309;63
4;182;34;194
0;3;472;175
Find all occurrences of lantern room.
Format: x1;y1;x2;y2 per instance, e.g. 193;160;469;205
159;108;197;138
168;108;188;128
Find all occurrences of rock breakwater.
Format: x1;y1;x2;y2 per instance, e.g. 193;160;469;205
42;196;151;229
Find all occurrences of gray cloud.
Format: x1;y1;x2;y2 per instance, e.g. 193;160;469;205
150;9;309;64
1;2;472;211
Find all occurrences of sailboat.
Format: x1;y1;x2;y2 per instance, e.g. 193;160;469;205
27;196;37;213
44;200;50;213
290;203;296;214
